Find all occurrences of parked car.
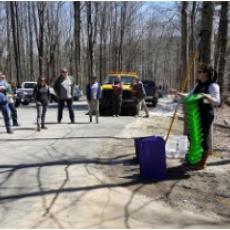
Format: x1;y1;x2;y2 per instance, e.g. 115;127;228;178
100;72;139;115
16;81;37;105
73;85;82;101
49;87;58;103
142;80;159;107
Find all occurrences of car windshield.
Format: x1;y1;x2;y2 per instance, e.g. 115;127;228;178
103;75;135;85
142;81;156;87
24;83;36;88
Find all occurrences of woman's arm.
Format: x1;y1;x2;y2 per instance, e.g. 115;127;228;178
169;88;188;98
201;83;220;106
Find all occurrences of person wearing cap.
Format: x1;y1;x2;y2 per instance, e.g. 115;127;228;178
86;76;101;123
53;68;75;124
0;72;13;133
33;77;50;131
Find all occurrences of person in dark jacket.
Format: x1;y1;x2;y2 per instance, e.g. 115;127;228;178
112;76;123;117
34;77;50;131
131;78;149;117
53;68;75;124
86;76;101;123
170;63;220;170
0;73;13;133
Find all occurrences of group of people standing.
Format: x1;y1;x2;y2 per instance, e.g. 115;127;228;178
0;63;222;172
111;76;149;118
0;68;151;134
86;75;150;123
0;68;77;133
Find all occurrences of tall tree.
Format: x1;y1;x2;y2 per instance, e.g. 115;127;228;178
198;2;215;151
86;2;98;80
27;2;34;80
181;1;189;91
215;2;229;102
35;2;46;77
189;2;197;87
9;2;22;86
87;1;93;80
118;2;127;71
99;2;107;82
6;2;12;80
198;2;214;64
74;2;81;85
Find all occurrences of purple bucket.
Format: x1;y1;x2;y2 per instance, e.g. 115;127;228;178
136;136;167;180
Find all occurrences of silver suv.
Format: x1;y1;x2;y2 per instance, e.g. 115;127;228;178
17;81;37;105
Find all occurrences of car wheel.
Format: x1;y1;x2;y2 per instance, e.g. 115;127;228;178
152;97;158;107
22;101;29;105
15;99;21;107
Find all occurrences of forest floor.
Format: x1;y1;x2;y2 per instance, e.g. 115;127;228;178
102;102;230;227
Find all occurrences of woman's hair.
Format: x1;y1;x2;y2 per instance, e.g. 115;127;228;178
37;77;47;86
198;63;217;83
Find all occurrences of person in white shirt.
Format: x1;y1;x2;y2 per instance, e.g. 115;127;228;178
54;68;75;123
86;76;101;123
170;63;220;170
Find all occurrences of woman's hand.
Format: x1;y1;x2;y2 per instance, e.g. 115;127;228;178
201;93;212;102
169;88;178;95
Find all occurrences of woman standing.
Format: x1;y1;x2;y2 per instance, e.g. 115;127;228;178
171;63;220;170
132;78;149;117
112;76;123;117
33;77;50;131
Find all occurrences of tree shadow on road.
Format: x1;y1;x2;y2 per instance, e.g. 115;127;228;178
0;155;190;203
0;135;133;142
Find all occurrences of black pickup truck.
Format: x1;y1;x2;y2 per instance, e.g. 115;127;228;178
142;80;159;107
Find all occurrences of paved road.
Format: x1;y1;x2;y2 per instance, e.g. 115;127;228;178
0;101;145;228
0;99;228;228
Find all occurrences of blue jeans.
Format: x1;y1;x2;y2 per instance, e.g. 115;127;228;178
0;102;11;131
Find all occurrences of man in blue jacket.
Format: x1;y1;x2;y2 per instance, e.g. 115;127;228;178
86;76;101;123
0;73;13;133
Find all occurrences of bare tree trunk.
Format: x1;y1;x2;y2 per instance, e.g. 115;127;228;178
199;2;215;152
86;2;98;80
19;3;27;81
181;1;189;91
99;3;106;82
112;3;118;71
27;2;34;81
181;2;189;136
74;1;81;85
6;2;12;80
10;2;22;86
198;2;214;65
189;2;197;88
37;2;46;77
87;2;93;80
118;2;127;71
216;2;229;104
